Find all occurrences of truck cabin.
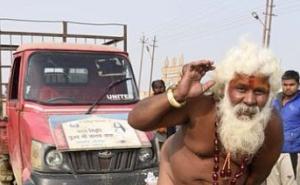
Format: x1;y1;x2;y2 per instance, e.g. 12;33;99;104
22;49;139;105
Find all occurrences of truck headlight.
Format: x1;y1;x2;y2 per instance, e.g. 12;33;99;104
138;148;153;162
45;149;63;168
31;140;69;172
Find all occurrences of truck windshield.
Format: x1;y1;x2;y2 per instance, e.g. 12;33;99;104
24;51;139;105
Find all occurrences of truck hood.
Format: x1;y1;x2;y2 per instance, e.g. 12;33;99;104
23;112;151;151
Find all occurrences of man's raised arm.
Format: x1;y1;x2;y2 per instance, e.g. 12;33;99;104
128;60;215;131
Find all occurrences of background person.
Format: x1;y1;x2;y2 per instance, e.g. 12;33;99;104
152;80;176;140
151;79;168;151
152;80;166;95
266;70;300;185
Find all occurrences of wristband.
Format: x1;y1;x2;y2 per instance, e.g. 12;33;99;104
166;87;186;108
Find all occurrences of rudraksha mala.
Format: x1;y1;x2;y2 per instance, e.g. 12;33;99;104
212;122;249;185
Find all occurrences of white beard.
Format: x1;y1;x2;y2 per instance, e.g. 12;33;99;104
217;87;273;156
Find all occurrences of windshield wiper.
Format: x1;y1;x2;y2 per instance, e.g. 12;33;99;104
85;77;132;114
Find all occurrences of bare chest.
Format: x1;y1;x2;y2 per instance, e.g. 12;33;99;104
175;121;250;184
182;115;216;156
168;140;249;185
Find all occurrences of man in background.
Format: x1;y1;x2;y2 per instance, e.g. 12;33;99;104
152;80;166;96
266;70;300;185
152;80;176;145
151;80;176;138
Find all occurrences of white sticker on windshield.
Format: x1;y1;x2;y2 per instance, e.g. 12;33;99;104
106;94;130;100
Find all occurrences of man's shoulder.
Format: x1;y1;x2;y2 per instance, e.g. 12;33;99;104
270;108;282;123
263;110;283;151
186;95;216;114
187;94;216;106
267;110;283;136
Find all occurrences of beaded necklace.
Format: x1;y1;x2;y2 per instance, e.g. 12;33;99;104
212;121;250;185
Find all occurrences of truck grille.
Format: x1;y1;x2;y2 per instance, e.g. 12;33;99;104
64;149;137;173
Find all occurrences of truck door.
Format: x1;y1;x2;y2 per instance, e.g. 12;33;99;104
7;56;23;184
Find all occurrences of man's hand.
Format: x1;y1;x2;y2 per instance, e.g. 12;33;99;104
173;60;215;102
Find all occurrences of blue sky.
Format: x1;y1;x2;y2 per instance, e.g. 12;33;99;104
1;0;300;91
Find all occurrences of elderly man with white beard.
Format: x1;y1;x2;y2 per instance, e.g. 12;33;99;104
128;40;283;185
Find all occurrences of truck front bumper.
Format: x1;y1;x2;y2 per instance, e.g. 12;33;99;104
23;167;158;185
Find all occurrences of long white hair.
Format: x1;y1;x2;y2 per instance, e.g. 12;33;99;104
212;39;281;98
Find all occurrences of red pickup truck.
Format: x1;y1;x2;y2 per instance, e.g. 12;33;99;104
0;42;158;185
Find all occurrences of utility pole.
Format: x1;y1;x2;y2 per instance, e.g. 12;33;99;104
252;11;266;47
137;35;147;92
147;36;158;96
264;0;275;47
